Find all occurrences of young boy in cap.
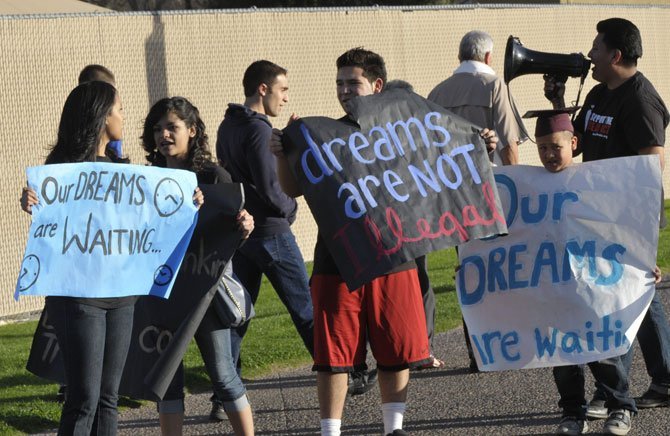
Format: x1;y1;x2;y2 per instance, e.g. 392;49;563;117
533;110;637;436
535;110;578;174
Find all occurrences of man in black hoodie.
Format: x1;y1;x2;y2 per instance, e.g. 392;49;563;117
216;59;314;387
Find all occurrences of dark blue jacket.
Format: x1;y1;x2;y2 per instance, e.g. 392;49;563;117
216;104;298;238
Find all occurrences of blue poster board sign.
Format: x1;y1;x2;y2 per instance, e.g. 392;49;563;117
15;162;198;300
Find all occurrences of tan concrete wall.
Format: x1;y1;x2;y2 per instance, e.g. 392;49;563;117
2;5;669;317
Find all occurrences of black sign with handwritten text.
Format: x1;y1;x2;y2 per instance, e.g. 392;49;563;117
283;89;508;289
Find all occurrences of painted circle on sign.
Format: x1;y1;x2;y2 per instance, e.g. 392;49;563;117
18;254;40;291
154;177;185;217
153;264;174;286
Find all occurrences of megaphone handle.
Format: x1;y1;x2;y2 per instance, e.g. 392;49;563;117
572;77;587;122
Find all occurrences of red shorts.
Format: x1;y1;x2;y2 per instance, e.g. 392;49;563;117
311;269;431;372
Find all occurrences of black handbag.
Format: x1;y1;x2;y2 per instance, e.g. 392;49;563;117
213;262;255;328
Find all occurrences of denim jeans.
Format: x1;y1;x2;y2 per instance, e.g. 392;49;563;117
621;290;670;389
231;231;314;372
553;357;637;417
161;306;246;409
196;306;247;403
56;299;134;436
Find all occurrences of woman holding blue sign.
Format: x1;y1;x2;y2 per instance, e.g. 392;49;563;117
42;81;135;436
142;96;255;436
20;82;205;436
19;81;201;436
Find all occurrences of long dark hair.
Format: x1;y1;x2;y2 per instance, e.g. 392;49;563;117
142;97;213;172
46;81;124;164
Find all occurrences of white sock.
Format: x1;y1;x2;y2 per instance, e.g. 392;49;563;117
382;402;406;435
320;418;341;436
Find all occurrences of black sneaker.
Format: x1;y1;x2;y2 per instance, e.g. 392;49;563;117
635;387;670;408
209;395;226;422
347;368;378;396
555;416;588;435
56;385;66;403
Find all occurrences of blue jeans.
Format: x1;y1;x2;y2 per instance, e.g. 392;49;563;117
621;290;670;389
231;232;314;373
55;299;134;436
553;357;637;417
196;307;247;403
161;306;246;408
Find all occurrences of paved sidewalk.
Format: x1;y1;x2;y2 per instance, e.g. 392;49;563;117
30;286;668;435
106;284;670;435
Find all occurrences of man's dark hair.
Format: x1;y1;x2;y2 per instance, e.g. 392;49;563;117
596;18;642;66
336;47;387;85
242;60;287;97
78;64;116;85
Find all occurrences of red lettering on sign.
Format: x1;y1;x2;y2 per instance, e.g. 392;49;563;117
363;182;504;259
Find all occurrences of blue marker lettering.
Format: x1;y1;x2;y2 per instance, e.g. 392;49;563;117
521;193;548;224
487;247;508;293
531;242;559;286
596;243;626;285
458;256;486;306
535;328;558;358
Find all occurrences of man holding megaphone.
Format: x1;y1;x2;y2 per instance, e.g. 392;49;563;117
544;17;670;435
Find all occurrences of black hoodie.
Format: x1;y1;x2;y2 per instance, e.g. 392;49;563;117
216;104;298;238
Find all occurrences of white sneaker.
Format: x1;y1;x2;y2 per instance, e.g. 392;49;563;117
585;398;607;419
603;409;631;435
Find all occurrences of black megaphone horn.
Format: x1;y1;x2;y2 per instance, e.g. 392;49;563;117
504;36;591;84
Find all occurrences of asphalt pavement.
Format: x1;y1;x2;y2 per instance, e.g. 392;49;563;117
36;285;670;435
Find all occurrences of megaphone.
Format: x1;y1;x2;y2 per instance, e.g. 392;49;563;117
504;36;591;84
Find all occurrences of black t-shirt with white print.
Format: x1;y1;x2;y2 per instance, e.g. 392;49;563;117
574;71;669;227
575;71;669;161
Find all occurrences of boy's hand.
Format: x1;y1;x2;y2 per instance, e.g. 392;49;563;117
653;265;662;284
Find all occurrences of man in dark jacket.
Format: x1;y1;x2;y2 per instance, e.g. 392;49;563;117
215;60;314;416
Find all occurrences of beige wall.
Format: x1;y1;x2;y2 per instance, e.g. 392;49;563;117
2;5;669;317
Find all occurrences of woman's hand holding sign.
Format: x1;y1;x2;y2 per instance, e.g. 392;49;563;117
236;209;254;239
192;187;204;209
20;187;39;215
